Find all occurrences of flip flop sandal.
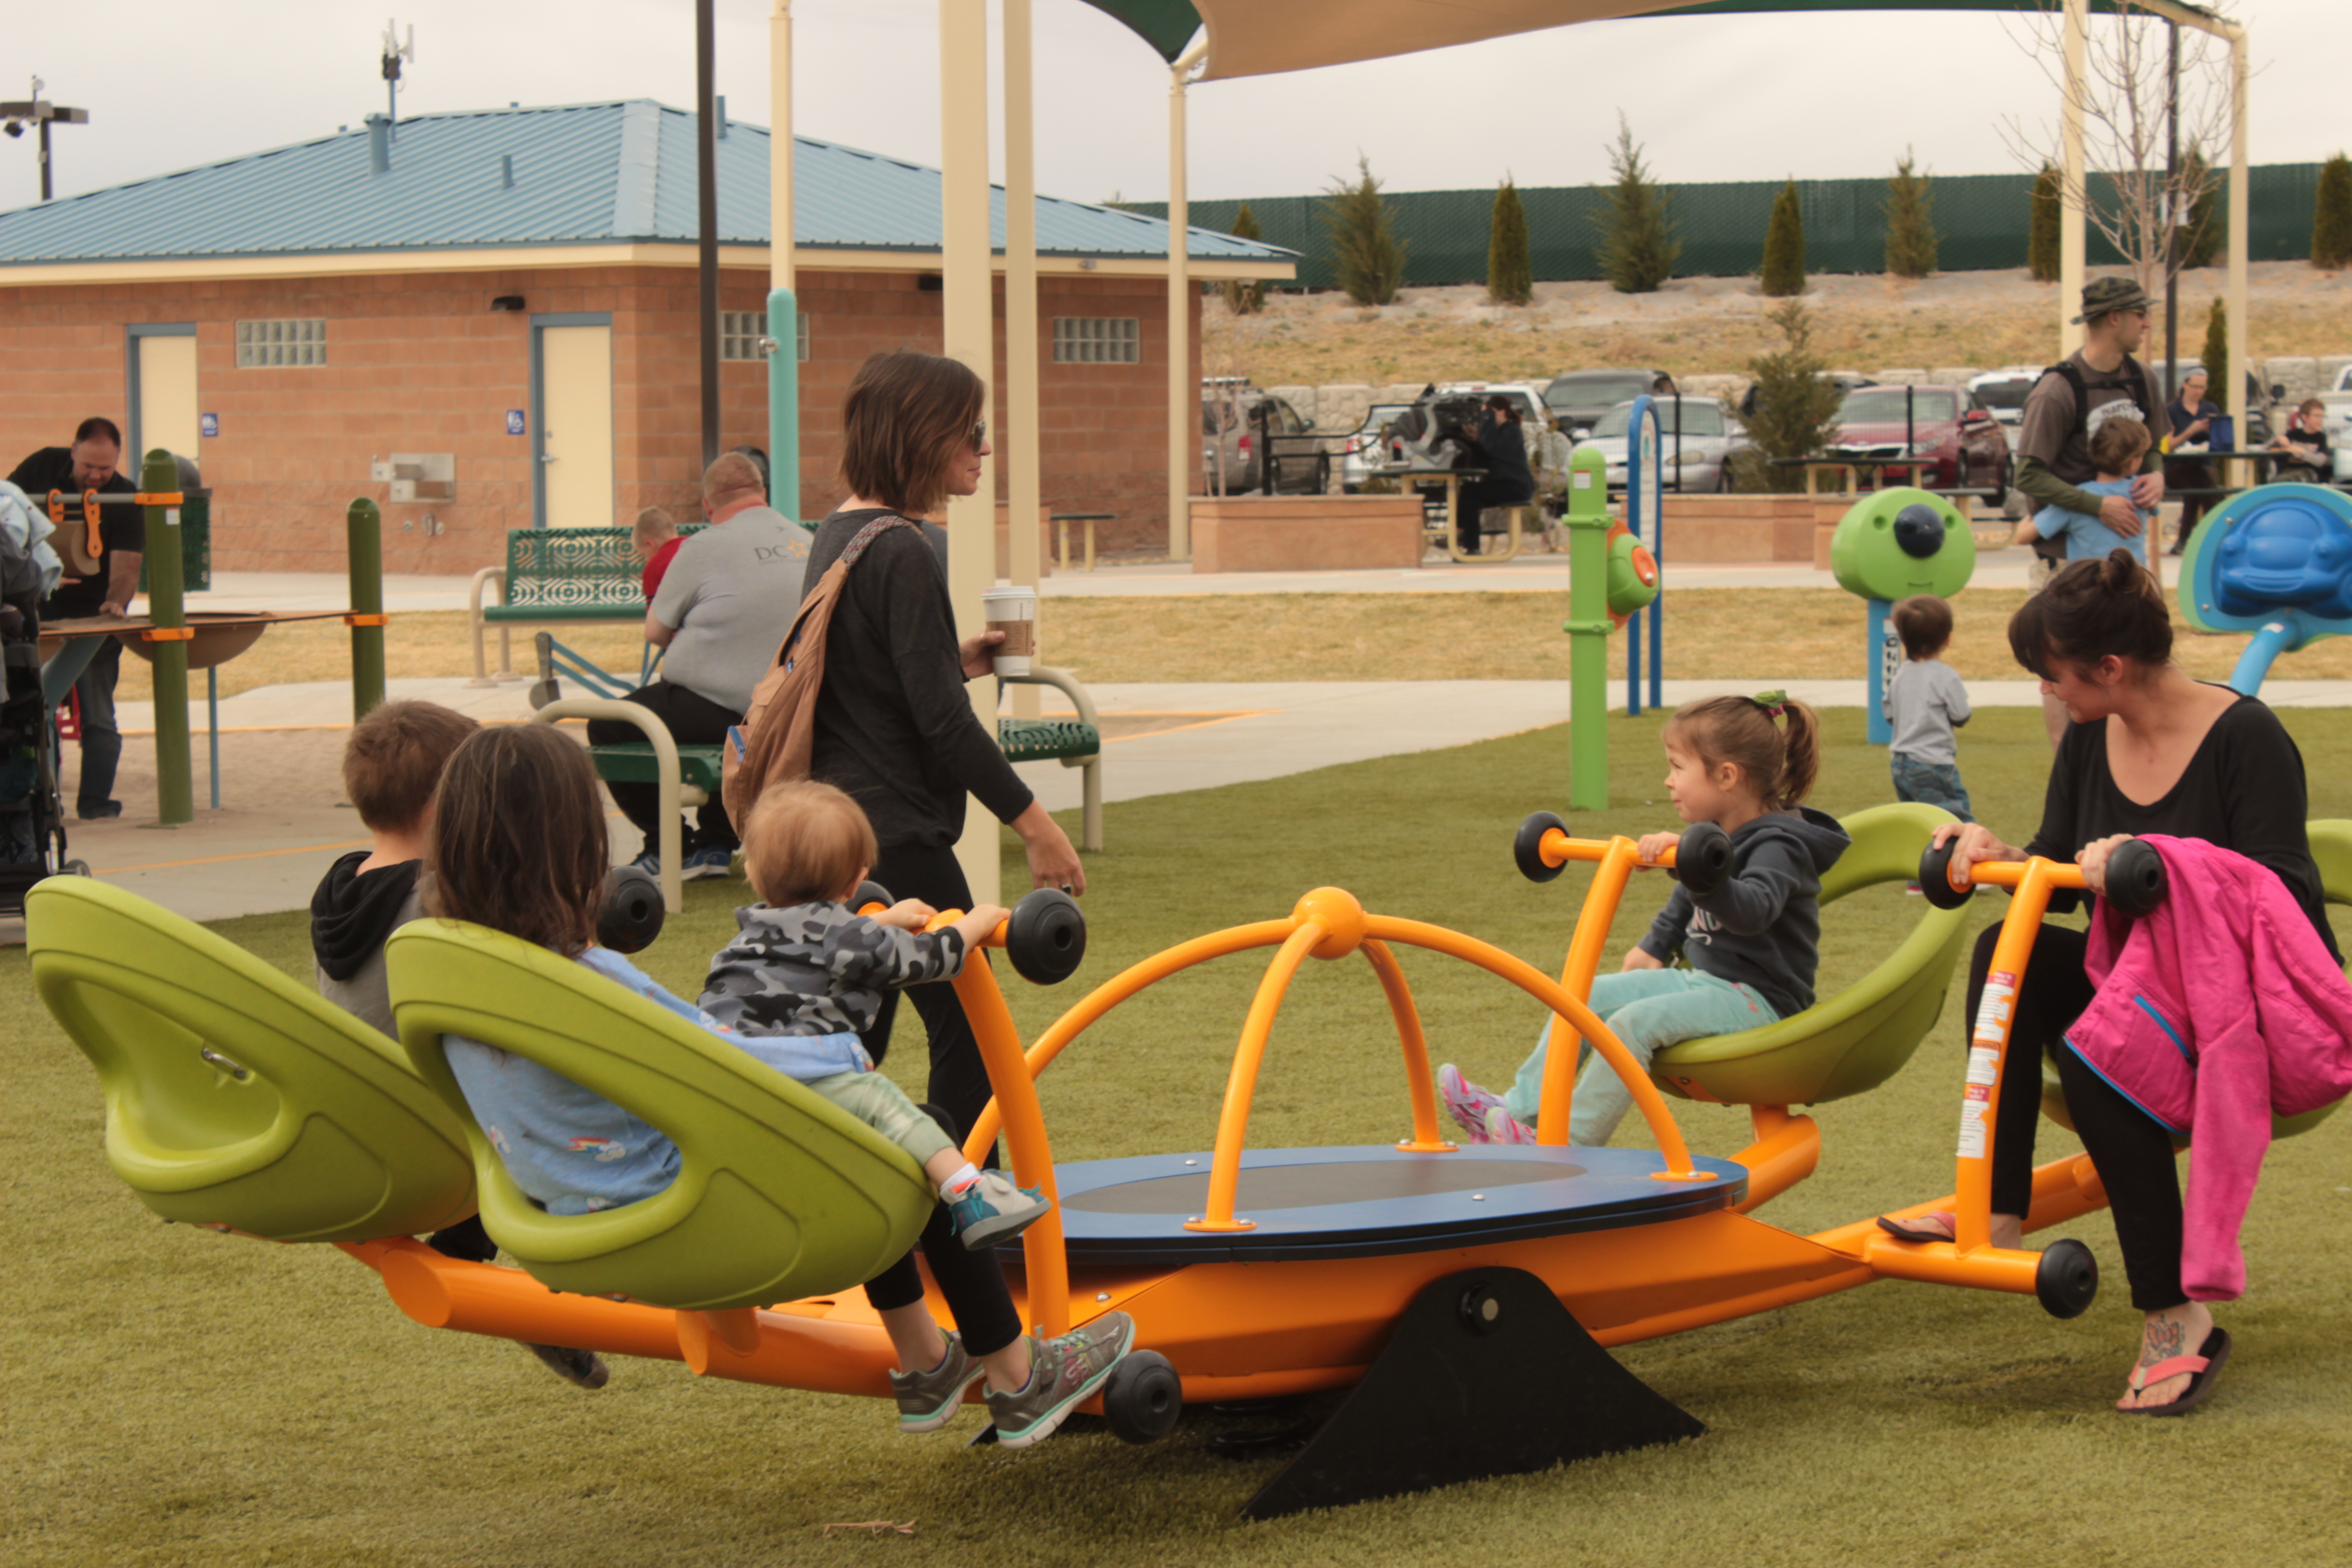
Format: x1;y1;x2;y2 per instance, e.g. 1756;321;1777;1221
2117;1326;2231;1417
1875;1209;1957;1245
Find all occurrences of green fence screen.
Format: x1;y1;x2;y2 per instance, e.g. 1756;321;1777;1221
1142;163;2323;289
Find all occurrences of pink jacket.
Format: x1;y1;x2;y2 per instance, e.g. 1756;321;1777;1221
2068;835;2352;1300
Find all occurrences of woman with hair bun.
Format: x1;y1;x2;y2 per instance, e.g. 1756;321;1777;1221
1886;549;2340;1414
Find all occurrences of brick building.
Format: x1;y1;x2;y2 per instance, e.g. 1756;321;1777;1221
0;101;1292;571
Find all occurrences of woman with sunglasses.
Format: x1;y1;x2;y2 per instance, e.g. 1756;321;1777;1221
803;349;1086;1151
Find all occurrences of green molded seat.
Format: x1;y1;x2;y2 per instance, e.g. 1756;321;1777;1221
2039;818;2352;1140
999;716;1101;764
585;741;726;796
26;877;476;1242
386;919;933;1312
1651;803;1972;1107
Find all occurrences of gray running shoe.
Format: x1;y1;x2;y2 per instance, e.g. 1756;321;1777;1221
889;1331;986;1434
526;1342;610;1389
985;1312;1137;1449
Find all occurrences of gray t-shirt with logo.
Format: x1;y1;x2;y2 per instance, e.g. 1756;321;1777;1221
649;506;810;713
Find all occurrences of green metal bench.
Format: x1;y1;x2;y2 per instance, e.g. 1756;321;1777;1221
1000;667;1103;852
468;526;702;684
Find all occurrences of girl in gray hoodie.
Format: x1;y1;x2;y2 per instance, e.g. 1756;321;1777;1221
1442;694;1850;1147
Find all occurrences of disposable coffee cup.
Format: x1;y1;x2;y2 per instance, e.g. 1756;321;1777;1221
981;579;1037;677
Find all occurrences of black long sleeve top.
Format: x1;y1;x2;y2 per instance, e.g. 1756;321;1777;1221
803;507;1034;851
2025;689;2338;961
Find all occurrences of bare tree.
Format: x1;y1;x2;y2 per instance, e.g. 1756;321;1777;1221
1997;1;2236;292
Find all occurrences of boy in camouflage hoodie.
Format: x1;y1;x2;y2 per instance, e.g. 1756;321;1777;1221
700;779;1048;1251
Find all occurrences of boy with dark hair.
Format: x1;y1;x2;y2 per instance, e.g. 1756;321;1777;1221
1885;595;1974;830
307;700;610;1392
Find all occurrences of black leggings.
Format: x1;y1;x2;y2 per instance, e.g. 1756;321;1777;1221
585;679;741;854
1966;921;2188;1312
861;1105;1024;1356
862;838;999;1162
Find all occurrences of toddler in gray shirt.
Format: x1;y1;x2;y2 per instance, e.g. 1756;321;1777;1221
1883;594;1974;824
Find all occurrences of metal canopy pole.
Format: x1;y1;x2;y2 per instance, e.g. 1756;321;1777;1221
696;0;721;472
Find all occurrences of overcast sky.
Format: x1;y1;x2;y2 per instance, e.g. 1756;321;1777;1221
7;2;2340;219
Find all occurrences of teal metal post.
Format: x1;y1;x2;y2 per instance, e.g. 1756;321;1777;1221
142;448;193;825
766;288;803;525
1563;445;1613;812
347;498;386;721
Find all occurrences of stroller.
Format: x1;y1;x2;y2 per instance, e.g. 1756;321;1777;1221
2;482;82;918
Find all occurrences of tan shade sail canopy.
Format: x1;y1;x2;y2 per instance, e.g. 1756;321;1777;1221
1074;0;2225;79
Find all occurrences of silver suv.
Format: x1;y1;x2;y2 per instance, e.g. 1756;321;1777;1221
1200;381;1325;495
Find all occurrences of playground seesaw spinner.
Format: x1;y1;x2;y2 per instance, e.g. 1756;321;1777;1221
33;808;2352;1515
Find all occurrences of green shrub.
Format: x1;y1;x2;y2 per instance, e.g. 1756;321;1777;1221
2029;162;2062;282
1732;301;1845;494
1596;114;1679;294
1883;150;1938;279
2201;297;2230;403
1223;203;1267;315
1321;155;1408;307
1487;178;1533;306
2313;152;2352;270
2176;147;2224;271
1760;179;1805;299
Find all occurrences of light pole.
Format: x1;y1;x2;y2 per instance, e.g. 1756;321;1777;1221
1;77;90;202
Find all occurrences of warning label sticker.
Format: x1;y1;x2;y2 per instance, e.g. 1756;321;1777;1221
1955;1101;1988;1160
1972;975;2017;1043
1965;1047;2000;1086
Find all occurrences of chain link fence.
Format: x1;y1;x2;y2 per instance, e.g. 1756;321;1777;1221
1139;163;2324;289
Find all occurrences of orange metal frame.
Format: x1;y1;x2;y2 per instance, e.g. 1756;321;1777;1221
336;846;2117;1406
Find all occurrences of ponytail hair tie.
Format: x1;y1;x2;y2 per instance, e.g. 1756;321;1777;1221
1752;689;1788;719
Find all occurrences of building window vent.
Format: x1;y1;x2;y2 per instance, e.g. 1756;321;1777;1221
1053;317;1140;364
236;318;327;368
722;311;808;362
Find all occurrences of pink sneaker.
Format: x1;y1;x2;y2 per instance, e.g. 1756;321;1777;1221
1436;1064;1504;1143
1484;1106;1540;1145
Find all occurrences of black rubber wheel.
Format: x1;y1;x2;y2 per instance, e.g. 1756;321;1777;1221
1514;811;1568;883
1675;822;1733;895
2102;839;2169;918
597;865;665;954
853;879;894;914
1102;1350;1182;1445
1916;838;1976;910
1313;454;1332;495
1004;887;1087;985
63;858;92;878
2035;1237;2100;1319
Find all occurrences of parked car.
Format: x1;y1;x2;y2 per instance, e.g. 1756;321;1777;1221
1828;382;2011;495
1581;396;1749;494
1966;368;2041;435
1542;368;1677;439
1200;382;1326;495
2144;360;2279;449
1386;381;1556;470
2317;363;2352;480
1338;402;1416;493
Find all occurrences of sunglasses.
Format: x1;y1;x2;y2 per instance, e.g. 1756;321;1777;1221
969;420;988;451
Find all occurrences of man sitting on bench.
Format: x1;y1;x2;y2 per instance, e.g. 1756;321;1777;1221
587;452;807;881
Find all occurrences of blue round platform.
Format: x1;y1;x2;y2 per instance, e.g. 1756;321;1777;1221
1044;1145;1749;1265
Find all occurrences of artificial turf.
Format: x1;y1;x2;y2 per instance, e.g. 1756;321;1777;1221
7;707;2352;1566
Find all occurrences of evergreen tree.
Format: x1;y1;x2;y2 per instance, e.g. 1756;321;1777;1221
1223;203;1267;314
2313;152;2352;270
2201;298;2230;404
1321;155;1407;307
1759;179;1806;298
1883;150;1938;279
1595;114;1679;294
1731;302;1845;493
2176;148;2224;271
1487;178;1533;306
2029;163;2062;282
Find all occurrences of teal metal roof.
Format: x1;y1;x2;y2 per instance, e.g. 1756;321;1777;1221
0;100;1292;268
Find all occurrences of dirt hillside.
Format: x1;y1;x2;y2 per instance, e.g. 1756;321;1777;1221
1205;261;2352;389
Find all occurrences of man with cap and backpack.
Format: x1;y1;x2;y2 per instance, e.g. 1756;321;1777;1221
2014;277;2169;745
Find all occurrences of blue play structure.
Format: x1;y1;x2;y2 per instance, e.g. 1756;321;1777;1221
1623;394;1665;716
2178;483;2352;695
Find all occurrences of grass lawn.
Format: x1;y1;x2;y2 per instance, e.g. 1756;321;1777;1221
9;709;2352;1566
111;587;2352;705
